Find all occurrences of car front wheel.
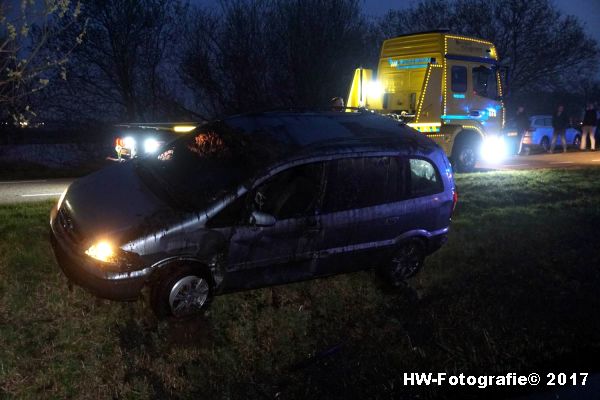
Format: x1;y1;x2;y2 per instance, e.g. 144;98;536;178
378;239;425;287
151;265;212;319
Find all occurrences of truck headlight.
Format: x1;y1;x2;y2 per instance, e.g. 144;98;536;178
85;241;115;263
481;135;507;163
144;138;160;153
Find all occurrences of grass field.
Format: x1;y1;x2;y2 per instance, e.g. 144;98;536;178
1;169;600;399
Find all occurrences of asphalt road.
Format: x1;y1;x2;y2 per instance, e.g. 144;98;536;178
0;151;599;205
477;149;600;170
0;178;73;205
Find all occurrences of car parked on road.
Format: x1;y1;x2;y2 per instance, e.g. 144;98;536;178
50;111;456;318
113;123;198;160
505;115;580;154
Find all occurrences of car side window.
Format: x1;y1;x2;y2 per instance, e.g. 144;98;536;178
451;66;467;93
544;118;552;127
409;158;443;197
253;162;324;220
322;156;405;213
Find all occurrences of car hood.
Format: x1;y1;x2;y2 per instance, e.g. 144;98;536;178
61;162;177;246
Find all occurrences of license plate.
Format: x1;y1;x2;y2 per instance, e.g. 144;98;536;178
507;131;517;137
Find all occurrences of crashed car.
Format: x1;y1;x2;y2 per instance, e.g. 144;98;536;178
50;111;457;318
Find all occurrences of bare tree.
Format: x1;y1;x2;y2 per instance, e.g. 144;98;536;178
0;0;83;124
180;0;368;118
42;0;188;123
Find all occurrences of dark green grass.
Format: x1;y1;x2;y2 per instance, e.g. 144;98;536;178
1;169;600;399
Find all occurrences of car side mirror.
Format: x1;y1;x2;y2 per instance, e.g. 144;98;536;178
249;210;276;227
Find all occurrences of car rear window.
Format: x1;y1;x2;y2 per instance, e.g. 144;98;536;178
409;158;443;196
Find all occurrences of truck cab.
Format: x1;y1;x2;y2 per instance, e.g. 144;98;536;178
347;31;507;172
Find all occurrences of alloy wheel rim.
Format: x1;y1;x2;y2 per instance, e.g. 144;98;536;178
169;275;209;317
391;245;421;281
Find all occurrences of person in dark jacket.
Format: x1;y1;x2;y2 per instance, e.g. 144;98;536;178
580;102;597;151
514;106;530;155
550;104;570;153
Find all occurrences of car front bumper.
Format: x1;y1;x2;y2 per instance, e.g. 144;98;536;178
49;207;146;301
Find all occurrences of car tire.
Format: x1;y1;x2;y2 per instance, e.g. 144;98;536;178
378;239;425;287
541;136;550;152
150;264;212;319
452;142;477;173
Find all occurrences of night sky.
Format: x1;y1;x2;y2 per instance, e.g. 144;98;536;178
192;0;600;46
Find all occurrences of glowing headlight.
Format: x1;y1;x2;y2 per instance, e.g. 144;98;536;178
85;241;115;263
365;80;384;101
144;138;160;153
123;136;136;149
480;135;508;163
174;125;196;133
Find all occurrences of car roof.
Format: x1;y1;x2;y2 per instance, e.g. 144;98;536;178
221;111;438;160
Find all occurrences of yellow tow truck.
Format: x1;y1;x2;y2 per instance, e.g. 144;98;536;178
347;30;507;172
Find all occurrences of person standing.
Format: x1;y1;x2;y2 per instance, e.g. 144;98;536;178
580;102;597;151
549;104;569;153
514;106;530;155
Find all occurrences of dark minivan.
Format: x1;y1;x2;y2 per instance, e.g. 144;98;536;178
50;111;456;318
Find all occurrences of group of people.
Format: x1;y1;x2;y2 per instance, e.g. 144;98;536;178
513;102;599;154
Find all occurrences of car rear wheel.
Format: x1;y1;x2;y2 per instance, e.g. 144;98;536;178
378;239;425;287
151;265;212;319
541;136;550;152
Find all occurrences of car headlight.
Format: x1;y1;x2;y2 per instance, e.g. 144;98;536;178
144;138;160;153
480;135;508;163
85;241;115;263
123;136;136;149
85;240;145;270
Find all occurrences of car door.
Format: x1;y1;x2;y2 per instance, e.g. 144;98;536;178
315;155;409;275
212;161;326;291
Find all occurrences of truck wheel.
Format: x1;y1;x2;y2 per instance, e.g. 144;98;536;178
150;265;212;319
378;239;425;287
453;142;477;173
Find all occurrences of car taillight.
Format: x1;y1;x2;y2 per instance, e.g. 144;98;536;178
452;189;458;214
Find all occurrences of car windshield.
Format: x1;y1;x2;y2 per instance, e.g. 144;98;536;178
136;122;282;210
